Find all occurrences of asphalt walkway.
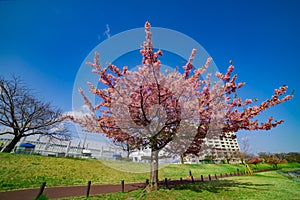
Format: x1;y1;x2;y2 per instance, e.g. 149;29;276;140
0;182;146;200
0;170;267;200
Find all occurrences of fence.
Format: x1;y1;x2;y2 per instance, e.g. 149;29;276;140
32;168;274;199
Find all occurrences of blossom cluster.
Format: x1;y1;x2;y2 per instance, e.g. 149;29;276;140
69;22;293;157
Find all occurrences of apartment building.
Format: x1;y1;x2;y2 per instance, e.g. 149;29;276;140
185;132;241;164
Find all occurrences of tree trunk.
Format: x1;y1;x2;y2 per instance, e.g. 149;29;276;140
2;135;22;153
149;149;159;190
180;154;184;164
126;150;130;161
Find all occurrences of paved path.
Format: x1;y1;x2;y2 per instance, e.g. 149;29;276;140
0;182;146;200
0;170;269;200
0;176;231;200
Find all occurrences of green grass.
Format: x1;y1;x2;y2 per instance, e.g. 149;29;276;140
57;170;300;200
0;153;299;192
0;153;148;191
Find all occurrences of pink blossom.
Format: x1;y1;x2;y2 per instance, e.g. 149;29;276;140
69;22;294;171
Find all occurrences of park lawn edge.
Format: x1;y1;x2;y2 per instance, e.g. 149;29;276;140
1;153;299;192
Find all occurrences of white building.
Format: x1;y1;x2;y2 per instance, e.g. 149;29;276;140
0;130;241;164
0;134;126;160
184;132;241;164
129;148;176;163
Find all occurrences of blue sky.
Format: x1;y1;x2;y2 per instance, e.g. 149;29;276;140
0;0;299;154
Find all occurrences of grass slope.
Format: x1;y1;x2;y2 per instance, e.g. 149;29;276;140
59;171;300;200
0;153;299;192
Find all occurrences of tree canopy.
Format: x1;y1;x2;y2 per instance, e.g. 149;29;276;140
70;22;293;190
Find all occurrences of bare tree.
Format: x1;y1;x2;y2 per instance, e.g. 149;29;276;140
222;150;233;164
0;76;70;152
286;152;300;162
258;152;272;162
112;136;140;160
238;136;251;164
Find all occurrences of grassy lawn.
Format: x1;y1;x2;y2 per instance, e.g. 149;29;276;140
57;170;300;200
0;153;299;192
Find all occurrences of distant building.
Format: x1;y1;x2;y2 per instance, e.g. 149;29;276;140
184;132;241;164
0;134;126;160
129;149;174;163
0;131;241;164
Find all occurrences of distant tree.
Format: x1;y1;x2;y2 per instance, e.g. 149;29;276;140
179;153;185;164
273;152;287;161
204;154;216;164
0;76;70;152
221;149;239;164
112;136;140;160
238;137;251;164
223;150;233;164
286;152;300;163
266;157;286;169
244;153;256;162
248;157;263;168
258;152;272;161
70;22;293;190
258;152;300;163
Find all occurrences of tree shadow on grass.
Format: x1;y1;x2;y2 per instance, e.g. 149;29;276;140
168;179;273;194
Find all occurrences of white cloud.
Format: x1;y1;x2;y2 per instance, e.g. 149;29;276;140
97;24;111;41
104;24;111;39
49;122;66;133
65;105;92;118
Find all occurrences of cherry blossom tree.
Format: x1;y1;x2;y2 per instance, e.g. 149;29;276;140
248;157;263;168
70;22;293;190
